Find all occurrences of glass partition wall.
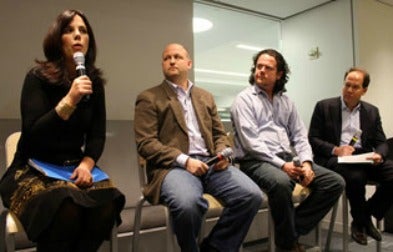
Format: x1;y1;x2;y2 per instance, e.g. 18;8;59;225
193;1;281;120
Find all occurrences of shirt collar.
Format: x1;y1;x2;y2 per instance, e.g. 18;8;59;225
166;79;194;95
253;84;283;98
340;96;361;112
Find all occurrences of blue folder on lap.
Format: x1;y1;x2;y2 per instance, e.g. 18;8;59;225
28;158;109;182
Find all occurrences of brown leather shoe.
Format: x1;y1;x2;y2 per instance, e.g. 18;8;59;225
351;221;368;245
294;243;306;252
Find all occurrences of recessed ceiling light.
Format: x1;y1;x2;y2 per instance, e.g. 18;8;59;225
193;17;213;33
236;44;263;52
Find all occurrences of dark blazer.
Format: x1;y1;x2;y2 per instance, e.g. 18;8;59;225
308;97;388;167
134;81;230;204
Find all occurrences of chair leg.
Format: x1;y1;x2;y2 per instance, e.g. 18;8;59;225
109;222;118;252
342;193;349;252
0;210;7;252
165;207;178;252
376;220;381;252
315;222;322;251
1;210;16;252
325;201;339;252
132;196;146;252
268;208;275;252
5;234;16;252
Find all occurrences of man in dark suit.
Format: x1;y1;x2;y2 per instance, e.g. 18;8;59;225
309;67;393;245
134;43;262;252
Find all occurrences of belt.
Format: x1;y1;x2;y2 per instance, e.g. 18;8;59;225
276;151;295;162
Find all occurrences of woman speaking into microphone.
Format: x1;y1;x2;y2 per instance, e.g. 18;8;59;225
0;9;125;252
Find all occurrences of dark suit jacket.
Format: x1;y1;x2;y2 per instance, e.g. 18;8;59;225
308;97;388;168
134;81;230;204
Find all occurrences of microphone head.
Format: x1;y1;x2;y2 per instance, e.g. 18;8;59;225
354;129;362;138
221;147;233;158
73;52;85;66
292;156;301;167
348;129;363;146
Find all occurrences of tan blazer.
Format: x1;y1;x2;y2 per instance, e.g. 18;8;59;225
134;81;230;204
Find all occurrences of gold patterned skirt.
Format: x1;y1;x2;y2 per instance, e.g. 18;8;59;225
0;163;125;241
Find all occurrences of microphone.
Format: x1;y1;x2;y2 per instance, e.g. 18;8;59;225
293;156;302;167
348;129;362;146
292;156;304;182
73;52;86;76
73;52;89;101
206;147;233;166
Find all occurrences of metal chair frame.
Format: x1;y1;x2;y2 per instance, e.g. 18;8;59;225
131;158;179;252
325;183;382;252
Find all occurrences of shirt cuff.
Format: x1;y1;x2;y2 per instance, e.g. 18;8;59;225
331;147;336;155
271;156;286;168
175;153;189;168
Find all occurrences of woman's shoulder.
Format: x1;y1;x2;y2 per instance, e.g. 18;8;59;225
24;68;46;84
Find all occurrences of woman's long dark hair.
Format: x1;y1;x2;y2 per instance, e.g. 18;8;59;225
33;9;104;85
248;49;289;94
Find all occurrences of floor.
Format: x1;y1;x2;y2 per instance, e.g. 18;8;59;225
242;229;393;252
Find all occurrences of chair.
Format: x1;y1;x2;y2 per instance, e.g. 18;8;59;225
0;132;118;252
383;138;393;232
267;183;322;252
325;183;382;252
0;132;34;252
132;156;227;252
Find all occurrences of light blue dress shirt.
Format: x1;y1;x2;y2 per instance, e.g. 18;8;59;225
340;96;362;148
166;80;209;167
230;85;313;168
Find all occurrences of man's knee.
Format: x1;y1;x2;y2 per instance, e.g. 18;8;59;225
172;194;208;218
267;177;294;198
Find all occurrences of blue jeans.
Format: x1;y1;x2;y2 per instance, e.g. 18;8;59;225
160;161;262;252
240;160;345;249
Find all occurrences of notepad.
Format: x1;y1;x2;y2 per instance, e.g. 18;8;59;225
28;158;109;182
337;152;375;164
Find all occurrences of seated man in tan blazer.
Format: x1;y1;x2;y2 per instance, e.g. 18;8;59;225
134;43;262;252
